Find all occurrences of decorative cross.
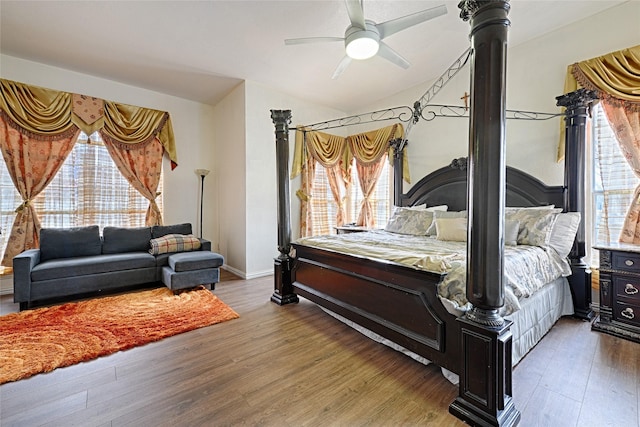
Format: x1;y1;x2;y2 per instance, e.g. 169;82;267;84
461;91;470;110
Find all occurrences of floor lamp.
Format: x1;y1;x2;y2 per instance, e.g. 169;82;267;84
195;169;210;238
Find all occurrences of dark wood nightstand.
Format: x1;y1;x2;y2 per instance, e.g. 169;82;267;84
592;244;640;343
334;225;369;234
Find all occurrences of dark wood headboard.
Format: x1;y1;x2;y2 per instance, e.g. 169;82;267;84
397;158;564;211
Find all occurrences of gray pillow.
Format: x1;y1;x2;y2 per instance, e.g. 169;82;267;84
151;223;192;238
39;226;102;262
102;226;152;254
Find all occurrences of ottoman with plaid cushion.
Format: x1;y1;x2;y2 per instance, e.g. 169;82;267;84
162;251;224;291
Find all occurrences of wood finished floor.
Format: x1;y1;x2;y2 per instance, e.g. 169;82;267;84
1;271;639;427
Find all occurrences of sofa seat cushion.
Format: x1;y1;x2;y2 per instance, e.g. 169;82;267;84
168;251;224;272
31;253;156;282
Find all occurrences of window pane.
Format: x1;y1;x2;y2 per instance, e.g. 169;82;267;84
592;103;638;263
310;165;337;235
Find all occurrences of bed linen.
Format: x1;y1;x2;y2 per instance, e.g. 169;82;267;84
295;229;572;317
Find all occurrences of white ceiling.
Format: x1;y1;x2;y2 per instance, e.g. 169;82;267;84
0;0;628;112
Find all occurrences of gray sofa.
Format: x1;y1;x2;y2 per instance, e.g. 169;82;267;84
13;223;224;310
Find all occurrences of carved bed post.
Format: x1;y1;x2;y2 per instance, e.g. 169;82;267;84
450;1;521;426
391;138;406;206
556;89;598;320
270;110;299;305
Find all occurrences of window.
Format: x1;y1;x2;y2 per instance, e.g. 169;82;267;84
0;132;163;261
591;103;638;263
310;159;392;235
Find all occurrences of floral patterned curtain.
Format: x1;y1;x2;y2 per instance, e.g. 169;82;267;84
355;156;387;228
297;150;316;237
104;138;164;226
0;118;78;266
348;124;403;228
291;123;404;234
602;103;640;243
292;129;350;237
562;46;640;243
0;78;179;265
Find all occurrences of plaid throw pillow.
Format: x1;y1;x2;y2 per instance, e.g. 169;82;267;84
149;234;201;255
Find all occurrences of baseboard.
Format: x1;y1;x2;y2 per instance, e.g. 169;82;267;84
0;274;13;296
222;265;246;279
221;266;273;280
245;269;273;280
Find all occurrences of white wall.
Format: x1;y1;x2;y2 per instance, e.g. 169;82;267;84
212;82;247;276
348;1;640;192
241;81;344;276
0;54;217;247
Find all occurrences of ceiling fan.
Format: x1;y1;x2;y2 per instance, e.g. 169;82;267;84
285;0;447;79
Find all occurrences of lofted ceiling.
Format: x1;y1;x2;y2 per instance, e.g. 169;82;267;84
0;0;629;112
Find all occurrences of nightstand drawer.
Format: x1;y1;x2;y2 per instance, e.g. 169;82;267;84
611;251;640;272
613;301;640;328
612;275;640;304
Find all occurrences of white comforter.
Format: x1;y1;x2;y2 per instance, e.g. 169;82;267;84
295;230;572;316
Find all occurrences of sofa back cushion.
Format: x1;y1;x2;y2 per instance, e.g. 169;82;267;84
102;226;152;254
40;226;102;262
151;223;192;238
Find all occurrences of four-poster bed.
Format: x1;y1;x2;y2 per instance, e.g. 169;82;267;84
270;1;596;426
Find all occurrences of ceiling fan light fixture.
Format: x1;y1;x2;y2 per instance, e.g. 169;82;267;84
344;22;380;60
346;35;379;59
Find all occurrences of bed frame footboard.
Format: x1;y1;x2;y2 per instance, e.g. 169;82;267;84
292;244;461;373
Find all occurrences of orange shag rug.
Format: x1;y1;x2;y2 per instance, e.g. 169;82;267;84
0;286;239;384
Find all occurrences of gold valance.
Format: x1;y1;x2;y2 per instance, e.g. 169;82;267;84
568;45;640;111
291;123;409;182
558;45;640;161
0;78;178;168
305;130;349;169
348;124;402;165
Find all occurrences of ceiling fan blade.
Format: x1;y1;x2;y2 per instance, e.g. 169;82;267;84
332;56;352;79
345;0;366;29
376;4;447;40
377;42;410;69
285;37;345;45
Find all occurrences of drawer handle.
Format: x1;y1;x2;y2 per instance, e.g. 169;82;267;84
625;259;635;266
621;308;635;320
625;284;639;295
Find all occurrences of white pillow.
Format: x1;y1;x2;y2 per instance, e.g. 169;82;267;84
405;204;448;212
432;218;520;245
384;207;434;235
435;217;467;242
548;212;581;258
505;220;520;246
426;210;467;236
